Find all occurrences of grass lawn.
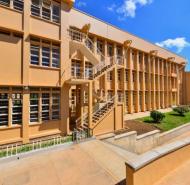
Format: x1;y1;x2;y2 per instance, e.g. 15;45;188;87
136;111;190;132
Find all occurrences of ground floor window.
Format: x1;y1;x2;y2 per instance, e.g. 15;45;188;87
30;88;60;123
0;87;23;126
0;93;9;126
12;93;22;124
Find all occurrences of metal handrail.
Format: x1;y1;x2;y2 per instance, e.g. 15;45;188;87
92;95;115;115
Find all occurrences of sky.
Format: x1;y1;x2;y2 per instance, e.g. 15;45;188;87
74;0;190;71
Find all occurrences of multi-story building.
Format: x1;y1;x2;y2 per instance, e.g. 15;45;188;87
0;0;186;145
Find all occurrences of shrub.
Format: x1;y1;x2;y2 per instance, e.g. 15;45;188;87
150;111;165;123
173;106;190;116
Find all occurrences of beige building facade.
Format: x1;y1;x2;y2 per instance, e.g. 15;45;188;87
183;72;190;105
0;0;187;145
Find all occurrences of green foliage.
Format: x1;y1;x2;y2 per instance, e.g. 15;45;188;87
150;111;165;123
0;136;72;159
173;106;190;116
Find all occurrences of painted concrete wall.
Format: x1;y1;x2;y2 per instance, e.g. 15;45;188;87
126;140;190;185
183;72;190;105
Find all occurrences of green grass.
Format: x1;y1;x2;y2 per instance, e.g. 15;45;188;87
0;136;72;159
137;111;190;132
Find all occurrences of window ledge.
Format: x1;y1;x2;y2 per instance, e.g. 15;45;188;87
30;65;60;71
0;125;21;130
30;15;60;27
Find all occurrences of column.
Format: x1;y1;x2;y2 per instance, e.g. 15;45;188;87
128;49;133;113
142;53;146;112
148;55;152;111
104;40;108;99
152;56;156;110
22;90;30;143
60;1;71;134
157;59;160;109
136;51;140;112
88;81;93;128
123;46;127;112
22;0;31;143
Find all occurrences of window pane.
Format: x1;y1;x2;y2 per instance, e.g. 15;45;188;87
42;93;50;121
42;46;50;66
0;0;10;7
12;93;22;124
30;93;39;122
52;4;60;23
52;47;60;68
13;0;24;11
0;93;8;126
52;93;60;120
31;45;40;65
31;0;40;16
42;7;51;20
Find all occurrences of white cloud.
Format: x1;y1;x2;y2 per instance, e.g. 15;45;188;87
107;4;117;12
115;0;153;18
76;1;87;8
156;37;190;53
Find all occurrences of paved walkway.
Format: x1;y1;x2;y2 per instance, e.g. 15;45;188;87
0;140;133;185
155;160;190;185
124;108;172;120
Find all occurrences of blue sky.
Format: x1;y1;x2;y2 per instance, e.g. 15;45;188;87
74;0;190;71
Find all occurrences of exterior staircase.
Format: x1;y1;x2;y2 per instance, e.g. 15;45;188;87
68;28;123;137
75;96;115;133
68;28;124;81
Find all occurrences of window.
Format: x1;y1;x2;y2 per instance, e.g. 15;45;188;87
125;70;128;82
31;0;40;16
0;0;10;7
0;93;9;126
52;4;60;23
72;60;81;78
118;69;121;81
52;46;60;68
13;0;24;11
52;93;60;120
97;40;103;54
12;93;22;124
42;46;50;66
31;0;60;23
107;71;113;81
107;44;113;57
125;91;128;106
30;38;60;68
30;93;39;122
85;62;93;79
42;93;50;121
30;44;40;65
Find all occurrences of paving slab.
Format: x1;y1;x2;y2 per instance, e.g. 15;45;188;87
0;143;117;185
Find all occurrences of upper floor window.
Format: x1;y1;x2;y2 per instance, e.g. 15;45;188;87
31;45;40;65
52;46;60;68
42;45;50;67
0;0;23;11
30;38;60;68
31;0;60;24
